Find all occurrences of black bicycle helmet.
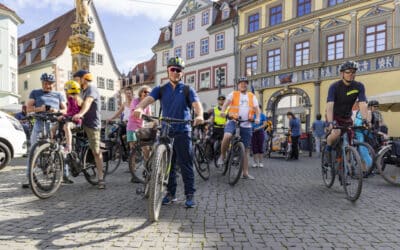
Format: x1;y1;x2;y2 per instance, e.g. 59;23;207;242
368;100;379;107
217;95;226;100
167;56;185;69
73;69;93;81
40;73;56;83
339;61;358;72
237;76;249;84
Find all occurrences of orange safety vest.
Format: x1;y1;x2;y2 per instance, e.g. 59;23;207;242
228;91;255;120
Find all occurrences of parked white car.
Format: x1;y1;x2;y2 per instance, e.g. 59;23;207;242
0;111;27;170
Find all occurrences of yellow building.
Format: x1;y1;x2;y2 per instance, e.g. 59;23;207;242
237;0;400;136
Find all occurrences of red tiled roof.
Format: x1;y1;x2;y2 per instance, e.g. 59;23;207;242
211;0;237;27
152;26;172;50
130;56;156;84
18;9;75;68
0;3;15;12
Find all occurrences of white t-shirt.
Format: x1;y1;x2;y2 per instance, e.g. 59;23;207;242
226;91;259;128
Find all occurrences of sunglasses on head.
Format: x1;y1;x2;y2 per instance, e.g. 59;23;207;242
344;70;356;74
169;67;182;73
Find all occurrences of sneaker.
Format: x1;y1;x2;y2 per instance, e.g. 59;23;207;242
217;156;224;166
98;179;105;189
185;194;196;208
252;162;259;168
259;163;264;168
162;193;177;205
242;174;255;180
62;177;74;184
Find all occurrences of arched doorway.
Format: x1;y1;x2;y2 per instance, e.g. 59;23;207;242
265;87;312;133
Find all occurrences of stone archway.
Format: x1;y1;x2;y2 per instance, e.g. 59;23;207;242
265;87;312;132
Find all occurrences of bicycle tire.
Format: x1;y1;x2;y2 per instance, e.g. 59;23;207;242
194;144;210;181
284;143;291;161
148;144;168;222
213;140;222;167
343;146;363;201
321;146;335;188
29;143;64;199
376;146;400;186
354;141;376;175
106;142;122;174
228;141;245;186
82;147;108;185
129;147;147;184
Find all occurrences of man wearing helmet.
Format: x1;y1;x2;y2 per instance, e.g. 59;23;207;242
133;56;204;208
325;61;368;154
72;69;105;189
208;95;228;142
22;73;67;188
217;77;261;180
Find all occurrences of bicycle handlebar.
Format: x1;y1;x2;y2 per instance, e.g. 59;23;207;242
141;114;192;124
27;112;64;122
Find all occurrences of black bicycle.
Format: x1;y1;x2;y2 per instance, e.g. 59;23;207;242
103;121;129;174
192;124;211;181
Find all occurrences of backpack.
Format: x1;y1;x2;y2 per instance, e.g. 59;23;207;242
158;83;192;117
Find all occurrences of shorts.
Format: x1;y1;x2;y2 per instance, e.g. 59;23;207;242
224;120;252;148
212;127;224;140
83;126;101;154
127;130;138;142
333;115;353;127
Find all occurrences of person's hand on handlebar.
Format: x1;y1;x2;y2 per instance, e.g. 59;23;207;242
133;107;143;119
193;115;204;127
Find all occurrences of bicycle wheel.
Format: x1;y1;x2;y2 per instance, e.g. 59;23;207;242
148;144;168;222
343;146;363;201
354;141;376;175
106;141;122;174
29;143;64;199
129;147;147;184
321;146;335;188
213;140;222;168
82;147;108;185
228;141;245;186
284;143;291;161
194;144;210;181
376;146;400;186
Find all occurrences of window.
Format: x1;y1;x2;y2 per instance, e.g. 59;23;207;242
175;47;182;58
90;52;95;65
202;11;209;26
248;13;260;33
97;53;103;64
267;49;281;72
185;74;196;89
88;31;95;41
188;16;195;31
270;5;282;26
10;36;16;56
199;71;210;89
365;23;386;54
97;77;105;89
175;22;182;36
245;55;257;76
216;33;225;51
295;41;310;66
164;30;170;41
187;42;195;59
200;38;209;55
108;97;115;111
222;8;230;20
163;51;169;66
11;72;16;93
328;0;344;7
297;0;311;17
107;79;114;90
24;80;28;90
101;96;106;110
68;71;73;80
327;33;344;60
215;67;226;87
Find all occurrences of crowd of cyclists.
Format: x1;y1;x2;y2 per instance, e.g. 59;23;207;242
13;56;396;206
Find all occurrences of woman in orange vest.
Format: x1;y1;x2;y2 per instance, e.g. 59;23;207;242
217;77;261;180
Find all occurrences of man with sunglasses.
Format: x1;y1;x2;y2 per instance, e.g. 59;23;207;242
325;61;368;155
133;56;204;208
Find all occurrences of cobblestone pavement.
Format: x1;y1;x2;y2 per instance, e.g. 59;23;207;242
1;153;400;249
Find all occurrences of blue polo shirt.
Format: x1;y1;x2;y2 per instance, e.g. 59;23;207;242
150;81;199;132
289;117;301;137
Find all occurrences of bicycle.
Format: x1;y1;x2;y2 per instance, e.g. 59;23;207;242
192;124;211;181
265;127;292;160
28;114;109;199
140;114;192;222
321;125;363;201
103;121;130;174
375;139;400;186
221;117;246;186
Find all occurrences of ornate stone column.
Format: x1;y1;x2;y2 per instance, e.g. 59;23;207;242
394;0;400;48
349;11;357;57
313;20;320;63
282;29;289;69
257;37;263;74
314;81;321;115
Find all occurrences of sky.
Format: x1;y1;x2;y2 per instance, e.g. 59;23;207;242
1;0;183;74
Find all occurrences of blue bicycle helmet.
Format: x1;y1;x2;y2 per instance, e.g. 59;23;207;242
40;73;56;83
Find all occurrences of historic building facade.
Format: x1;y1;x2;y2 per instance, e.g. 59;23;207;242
17;3;121;119
152;0;237;111
238;0;400;135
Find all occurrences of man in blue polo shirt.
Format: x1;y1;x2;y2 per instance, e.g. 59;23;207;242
133;57;204;208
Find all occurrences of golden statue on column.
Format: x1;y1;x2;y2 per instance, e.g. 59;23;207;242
68;0;94;72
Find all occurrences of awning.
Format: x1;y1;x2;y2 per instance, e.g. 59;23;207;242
368;91;400;112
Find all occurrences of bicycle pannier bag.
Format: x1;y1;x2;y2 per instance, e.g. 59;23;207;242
391;140;400;157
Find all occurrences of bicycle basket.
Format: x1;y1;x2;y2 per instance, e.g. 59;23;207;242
136;128;157;142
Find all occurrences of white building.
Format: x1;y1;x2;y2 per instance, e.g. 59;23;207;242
152;0;237;111
17;3;120;119
0;4;23;111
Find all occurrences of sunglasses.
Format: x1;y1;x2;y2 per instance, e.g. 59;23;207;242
169;67;182;73
143;91;150;94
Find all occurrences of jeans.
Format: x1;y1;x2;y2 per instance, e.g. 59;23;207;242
291;136;300;159
314;136;323;154
167;131;195;196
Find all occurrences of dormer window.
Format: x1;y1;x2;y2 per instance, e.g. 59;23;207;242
222;8;230;20
19;43;24;54
164;29;170;41
45;29;57;45
31;38;36;49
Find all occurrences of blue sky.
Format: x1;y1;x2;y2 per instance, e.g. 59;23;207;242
1;0;182;74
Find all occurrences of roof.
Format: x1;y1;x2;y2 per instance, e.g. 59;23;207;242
130;55;156;85
0;3;24;24
209;0;237;28
151;26;172;52
18;9;75;68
